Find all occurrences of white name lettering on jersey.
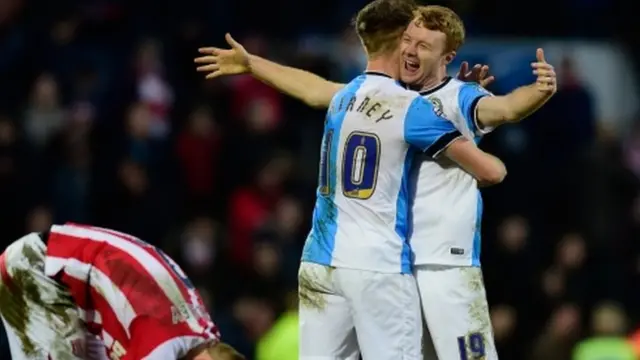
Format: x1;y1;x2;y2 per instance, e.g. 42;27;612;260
302;72;462;274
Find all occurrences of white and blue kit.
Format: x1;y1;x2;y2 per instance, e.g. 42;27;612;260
298;71;462;360
302;73;462;274
411;77;493;266
411;77;500;360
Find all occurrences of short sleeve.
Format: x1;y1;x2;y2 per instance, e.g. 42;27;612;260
458;83;493;136
404;96;462;158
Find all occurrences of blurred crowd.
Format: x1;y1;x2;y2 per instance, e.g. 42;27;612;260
1;0;640;359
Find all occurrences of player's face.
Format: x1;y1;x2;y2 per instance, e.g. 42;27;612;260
400;20;453;87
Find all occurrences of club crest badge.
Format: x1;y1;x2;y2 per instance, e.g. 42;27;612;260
428;97;444;117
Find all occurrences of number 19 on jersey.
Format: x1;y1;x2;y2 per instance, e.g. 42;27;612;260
319;130;381;200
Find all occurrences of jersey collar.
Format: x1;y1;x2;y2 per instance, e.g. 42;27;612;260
364;71;393;79
419;76;452;96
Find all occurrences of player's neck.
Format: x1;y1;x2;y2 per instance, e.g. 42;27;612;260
420;66;449;92
365;56;400;80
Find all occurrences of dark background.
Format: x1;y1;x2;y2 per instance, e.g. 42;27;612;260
0;0;639;359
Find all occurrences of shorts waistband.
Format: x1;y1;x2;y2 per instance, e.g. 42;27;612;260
0;251;15;290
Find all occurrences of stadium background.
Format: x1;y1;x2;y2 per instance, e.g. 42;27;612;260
1;0;640;359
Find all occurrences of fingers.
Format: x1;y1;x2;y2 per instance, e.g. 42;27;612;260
196;64;219;73
458;61;469;78
198;47;220;55
536;48;546;63
536;78;555;88
225;33;241;49
470;64;491;85
531;62;553;69
468;64;481;78
461;64;481;80
478;65;489;80
534;75;555;86
531;50;556;92
195;38;243;80
194;55;221;75
468;64;488;81
480;75;496;88
531;63;554;75
194;55;217;64
531;63;555;82
205;71;221;80
194;52;222;77
457;62;493;86
532;65;556;91
536;82;555;92
532;69;554;77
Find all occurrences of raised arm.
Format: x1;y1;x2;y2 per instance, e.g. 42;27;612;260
475;48;556;128
195;33;344;109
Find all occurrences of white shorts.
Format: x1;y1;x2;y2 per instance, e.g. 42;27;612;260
298;262;422;360
0;233;104;360
415;265;498;360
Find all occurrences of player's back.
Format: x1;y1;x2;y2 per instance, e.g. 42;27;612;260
410;77;493;267
303;72;426;274
44;223;217;359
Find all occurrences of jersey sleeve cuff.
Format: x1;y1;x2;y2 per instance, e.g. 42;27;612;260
472;95;494;135
424;130;463;158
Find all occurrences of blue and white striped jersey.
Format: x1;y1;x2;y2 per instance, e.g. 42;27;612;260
410;77;494;267
302;72;462;274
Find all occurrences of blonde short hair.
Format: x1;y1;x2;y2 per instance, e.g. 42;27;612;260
413;5;465;53
206;342;245;360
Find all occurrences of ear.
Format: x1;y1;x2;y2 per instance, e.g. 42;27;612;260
443;51;456;66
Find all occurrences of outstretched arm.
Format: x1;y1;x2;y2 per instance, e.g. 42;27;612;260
476;48;556;128
195;33;343;109
248;54;344;108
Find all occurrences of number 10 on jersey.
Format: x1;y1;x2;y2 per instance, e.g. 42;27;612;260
319;130;381;200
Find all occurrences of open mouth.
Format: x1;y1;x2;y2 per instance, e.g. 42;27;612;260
404;59;419;73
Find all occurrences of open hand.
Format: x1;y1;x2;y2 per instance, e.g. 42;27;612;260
195;33;250;79
456;62;495;88
531;48;556;94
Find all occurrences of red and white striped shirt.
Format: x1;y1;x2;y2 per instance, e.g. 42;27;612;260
43;223;219;360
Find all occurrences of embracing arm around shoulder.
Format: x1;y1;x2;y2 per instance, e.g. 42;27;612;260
249;55;344;109
405;96;507;186
442;139;506;185
403;96;504;185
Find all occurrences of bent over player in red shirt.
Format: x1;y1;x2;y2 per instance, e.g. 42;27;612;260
0;223;244;360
